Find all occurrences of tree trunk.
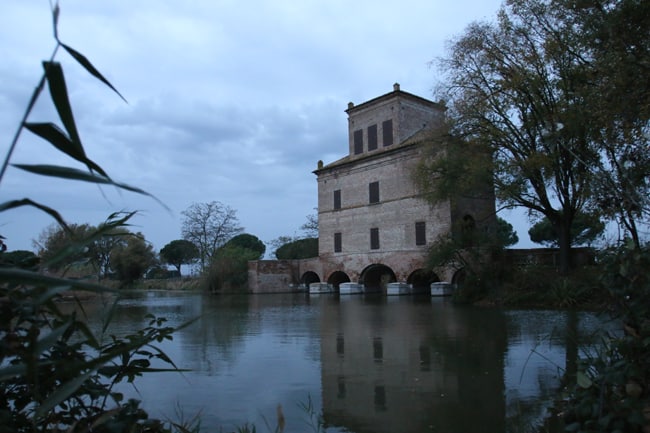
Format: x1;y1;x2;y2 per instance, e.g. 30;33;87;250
557;218;572;275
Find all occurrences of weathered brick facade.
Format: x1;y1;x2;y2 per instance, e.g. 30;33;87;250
249;84;496;292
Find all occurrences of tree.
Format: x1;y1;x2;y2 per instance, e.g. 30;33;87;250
430;0;606;273
87;226;130;279
160;239;199;276
0;250;40;269
207;238;264;292
222;233;266;259
110;232;156;284
528;212;605;247
300;212;318;238
496;217;519;248
181;201;243;272
561;0;650;249
269;213;319;259
34;223;95;271
275;238;318;260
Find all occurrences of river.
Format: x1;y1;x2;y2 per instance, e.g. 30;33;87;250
79;291;613;433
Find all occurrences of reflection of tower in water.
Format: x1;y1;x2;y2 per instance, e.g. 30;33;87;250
319;297;508;433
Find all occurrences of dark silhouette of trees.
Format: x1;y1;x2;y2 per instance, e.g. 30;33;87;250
160;239;199;276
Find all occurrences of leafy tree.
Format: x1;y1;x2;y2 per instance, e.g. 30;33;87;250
181;201;242;272
110;232;156;284
269;235;294;258
204;234;266;291
528;212;605;247
207;245;260;292
87;225;130;279
561;0;650;249
0;249;40;269
496;217;519;248
34;223;95;271
275;237;318;260
222;233;266;259
269;213;319;259
430;0;606;273
160;239;199;276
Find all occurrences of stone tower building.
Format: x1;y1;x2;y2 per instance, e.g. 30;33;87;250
312;83;495;290
247;84;495;293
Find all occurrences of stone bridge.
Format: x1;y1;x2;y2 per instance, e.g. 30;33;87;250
248;251;464;294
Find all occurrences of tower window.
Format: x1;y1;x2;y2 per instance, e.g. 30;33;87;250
354;129;363;154
333;189;341;210
415;221;426;246
382;119;393;146
369;181;379;204
370;228;380;250
334;232;342;253
368;124;378;151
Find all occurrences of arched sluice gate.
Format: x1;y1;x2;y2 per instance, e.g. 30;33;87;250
301;271;320;289
360;264;396;293
327;271;350;290
407;269;440;290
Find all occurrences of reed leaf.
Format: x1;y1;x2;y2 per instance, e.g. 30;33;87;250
23;122;107;176
34;370;95;419
61;43;127;103
34;319;72;356
0;364;27;382
0;198;68;230
43;61;83;153
11;164;165;207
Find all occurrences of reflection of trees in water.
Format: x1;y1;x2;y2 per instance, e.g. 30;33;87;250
503;310;612;431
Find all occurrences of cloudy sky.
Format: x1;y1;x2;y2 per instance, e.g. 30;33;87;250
1;0;529;255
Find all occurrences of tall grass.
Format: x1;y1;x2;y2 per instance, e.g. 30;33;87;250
0;3;191;432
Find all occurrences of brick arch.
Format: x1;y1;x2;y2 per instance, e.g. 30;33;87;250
360;264;396;293
407;268;440;290
327;271;350;290
301;271;320;287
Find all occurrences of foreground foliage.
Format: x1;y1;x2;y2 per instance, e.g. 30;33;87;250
555;243;650;432
0;4;193;432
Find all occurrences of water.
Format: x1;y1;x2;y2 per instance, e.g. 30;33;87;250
79;291;613;433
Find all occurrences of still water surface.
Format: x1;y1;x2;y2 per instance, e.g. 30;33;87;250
83;291;611;433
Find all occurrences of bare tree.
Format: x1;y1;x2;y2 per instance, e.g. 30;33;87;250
181;201;242;272
300;211;318;238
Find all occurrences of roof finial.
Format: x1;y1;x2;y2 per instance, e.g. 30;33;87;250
393;82;400;91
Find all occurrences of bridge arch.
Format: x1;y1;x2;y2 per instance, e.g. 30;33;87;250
327;271;350;290
360;264;396;293
407;269;440;290
452;268;466;286
301;271;320;288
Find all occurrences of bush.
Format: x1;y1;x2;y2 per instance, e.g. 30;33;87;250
556;242;650;431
